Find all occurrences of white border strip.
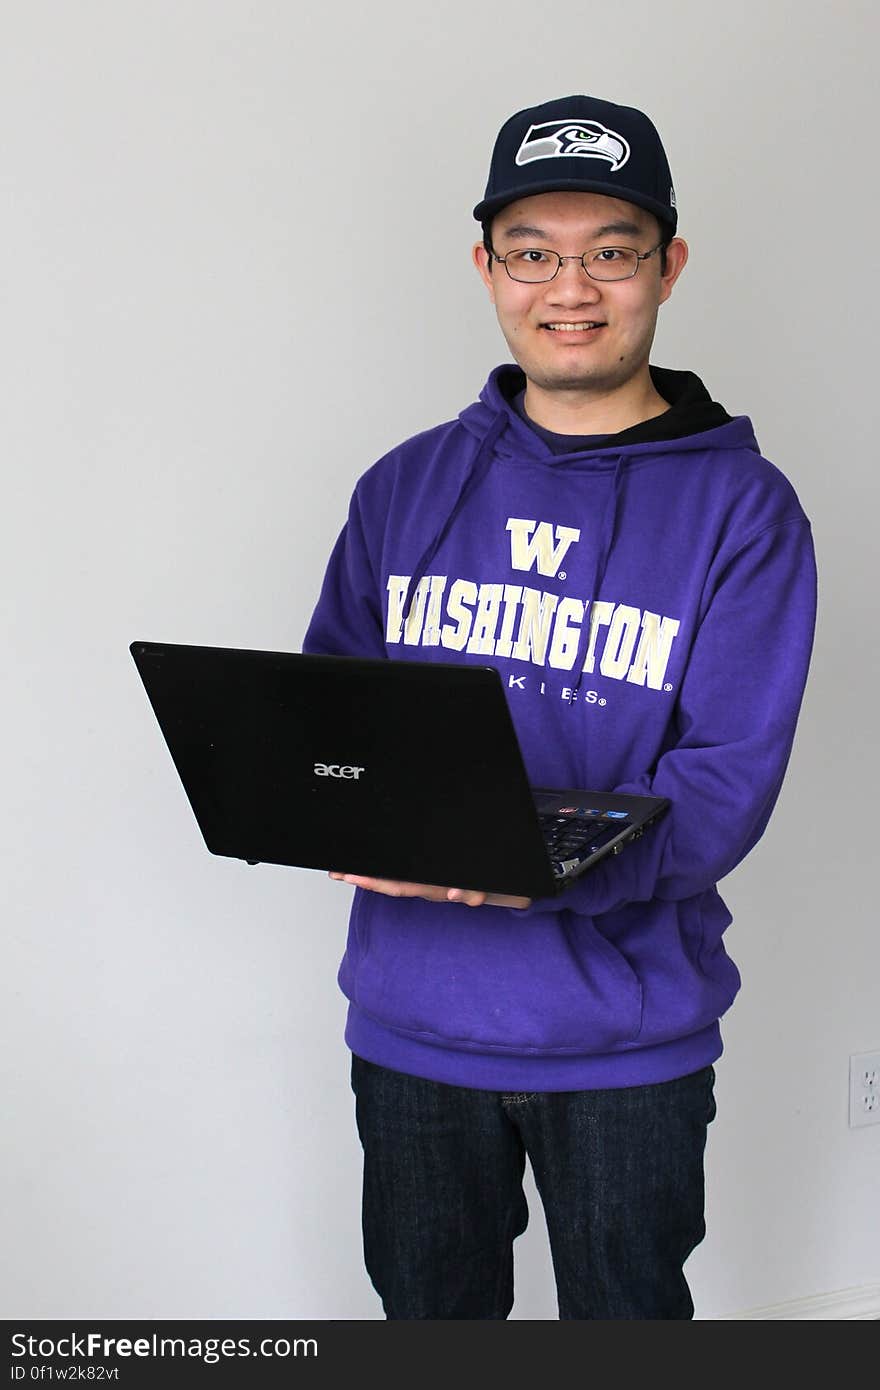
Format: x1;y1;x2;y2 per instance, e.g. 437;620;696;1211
718;1283;880;1320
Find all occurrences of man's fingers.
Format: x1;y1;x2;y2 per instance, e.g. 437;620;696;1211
330;874;446;899
328;874;529;909
330;874;486;904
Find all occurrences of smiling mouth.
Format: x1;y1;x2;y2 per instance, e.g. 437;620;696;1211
542;321;605;332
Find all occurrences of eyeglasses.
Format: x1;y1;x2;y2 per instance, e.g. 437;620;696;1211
491;243;664;283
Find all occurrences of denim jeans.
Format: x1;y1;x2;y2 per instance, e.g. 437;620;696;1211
350;1053;716;1319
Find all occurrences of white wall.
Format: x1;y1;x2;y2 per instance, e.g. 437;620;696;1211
3;0;877;1320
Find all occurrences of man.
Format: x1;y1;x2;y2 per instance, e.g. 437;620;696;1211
303;94;817;1319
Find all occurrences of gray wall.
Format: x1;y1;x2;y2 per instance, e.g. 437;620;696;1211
3;0;877;1319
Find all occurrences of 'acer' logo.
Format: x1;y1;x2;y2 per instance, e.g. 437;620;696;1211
314;763;365;780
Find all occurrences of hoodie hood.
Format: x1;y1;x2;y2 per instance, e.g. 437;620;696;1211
460;362;742;460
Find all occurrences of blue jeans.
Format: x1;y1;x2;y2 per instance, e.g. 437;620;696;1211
350;1054;716;1319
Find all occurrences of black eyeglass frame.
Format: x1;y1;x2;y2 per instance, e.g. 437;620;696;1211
489;241;665;283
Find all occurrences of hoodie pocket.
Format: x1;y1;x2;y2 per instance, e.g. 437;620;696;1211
340;898;644;1055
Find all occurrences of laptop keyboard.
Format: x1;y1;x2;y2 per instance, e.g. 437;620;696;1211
538;809;631;878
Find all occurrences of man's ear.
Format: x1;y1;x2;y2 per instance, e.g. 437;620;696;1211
472;241;496;302
658;237;688;306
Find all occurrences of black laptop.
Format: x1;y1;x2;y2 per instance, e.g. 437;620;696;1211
129;642;669;899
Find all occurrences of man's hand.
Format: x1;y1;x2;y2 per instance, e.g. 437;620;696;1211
329;873;531;911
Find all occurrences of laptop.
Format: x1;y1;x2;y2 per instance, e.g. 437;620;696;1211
129;642;669;899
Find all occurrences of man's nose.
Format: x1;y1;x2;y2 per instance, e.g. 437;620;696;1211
547;258;601;300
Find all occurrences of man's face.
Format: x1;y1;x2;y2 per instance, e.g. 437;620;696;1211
473;191;687;398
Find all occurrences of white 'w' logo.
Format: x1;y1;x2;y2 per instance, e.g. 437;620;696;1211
506;518;581;577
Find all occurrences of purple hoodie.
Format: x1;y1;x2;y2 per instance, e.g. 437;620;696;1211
303;364;817;1090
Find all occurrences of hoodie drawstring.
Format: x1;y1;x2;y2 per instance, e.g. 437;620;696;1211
570;452;626;700
402;410;508;624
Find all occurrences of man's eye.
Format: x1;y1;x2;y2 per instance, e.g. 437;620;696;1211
596;248;624;261
518;250;550;264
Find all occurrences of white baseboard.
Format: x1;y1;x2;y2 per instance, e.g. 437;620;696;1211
719;1283;880;1320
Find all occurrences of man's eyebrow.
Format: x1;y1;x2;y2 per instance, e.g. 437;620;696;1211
497;220;646;242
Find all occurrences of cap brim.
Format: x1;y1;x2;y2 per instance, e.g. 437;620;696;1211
473;179;676;234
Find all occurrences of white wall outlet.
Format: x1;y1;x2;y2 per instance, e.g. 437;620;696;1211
849;1051;880;1128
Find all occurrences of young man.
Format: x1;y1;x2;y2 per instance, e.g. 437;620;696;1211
303;94;817;1319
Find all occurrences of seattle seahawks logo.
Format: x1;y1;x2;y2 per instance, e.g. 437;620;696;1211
515;119;630;172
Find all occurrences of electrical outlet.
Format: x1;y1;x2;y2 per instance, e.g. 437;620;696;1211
849;1051;880;1128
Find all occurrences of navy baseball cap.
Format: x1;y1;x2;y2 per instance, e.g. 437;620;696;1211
473;94;678;234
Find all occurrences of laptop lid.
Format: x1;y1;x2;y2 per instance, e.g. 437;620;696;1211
130;642;667;899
